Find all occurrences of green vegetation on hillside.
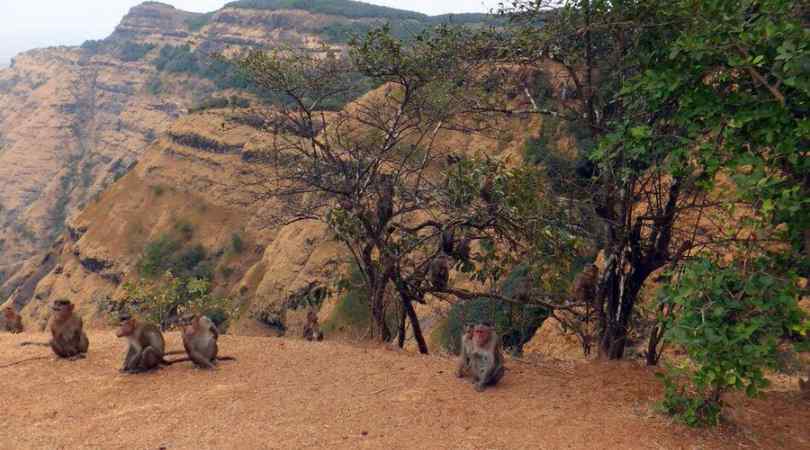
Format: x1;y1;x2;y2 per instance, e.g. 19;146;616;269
227;0;428;20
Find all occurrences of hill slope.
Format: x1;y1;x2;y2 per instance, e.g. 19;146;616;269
1;332;808;449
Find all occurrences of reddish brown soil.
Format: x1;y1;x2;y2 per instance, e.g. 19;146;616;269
1;332;808;450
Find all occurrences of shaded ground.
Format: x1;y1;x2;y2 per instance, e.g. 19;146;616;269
1;332;808;450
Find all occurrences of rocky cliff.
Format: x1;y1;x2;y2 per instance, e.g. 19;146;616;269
0;1;493;298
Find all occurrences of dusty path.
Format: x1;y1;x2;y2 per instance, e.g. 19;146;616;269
1;332;808;450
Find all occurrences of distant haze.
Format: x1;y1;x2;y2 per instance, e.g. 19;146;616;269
0;0;496;67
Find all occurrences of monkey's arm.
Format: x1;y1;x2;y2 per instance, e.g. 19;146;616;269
456;350;470;378
121;346;140;372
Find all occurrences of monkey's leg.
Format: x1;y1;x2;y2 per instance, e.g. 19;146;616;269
188;349;216;369
78;332;89;354
488;365;505;387
121;347;142;373
50;339;72;359
456;355;470;378
140;347;163;371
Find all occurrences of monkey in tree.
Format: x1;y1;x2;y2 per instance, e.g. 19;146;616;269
303;309;324;341
377;177;394;228
468;323;505;392
430;254;450;291
116;314;170;373
3;306;23;333
571;264;599;306
456;324;475;378
179;314;235;369
20;299;89;359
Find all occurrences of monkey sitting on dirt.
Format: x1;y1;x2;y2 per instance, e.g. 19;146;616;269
3;306;23;333
179;314;235;369
116;313;173;373
20;299;89;359
457;322;505;392
303;309;324;342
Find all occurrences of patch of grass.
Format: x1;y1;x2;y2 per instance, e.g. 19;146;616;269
322;266;370;334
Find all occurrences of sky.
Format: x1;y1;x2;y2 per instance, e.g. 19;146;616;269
0;0;498;67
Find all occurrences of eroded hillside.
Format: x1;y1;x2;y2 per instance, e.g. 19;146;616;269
0;0;495;298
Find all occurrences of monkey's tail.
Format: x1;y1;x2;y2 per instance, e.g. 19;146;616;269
0;356;50;369
216;356;236;362
164;350;186;356
19;341;50;347
161;357;191;366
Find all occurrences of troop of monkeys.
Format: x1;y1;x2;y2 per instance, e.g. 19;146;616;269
10;299;233;372
7;294;803;394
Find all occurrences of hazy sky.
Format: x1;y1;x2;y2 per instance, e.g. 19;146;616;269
0;0;498;66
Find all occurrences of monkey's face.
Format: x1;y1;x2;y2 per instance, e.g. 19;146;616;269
473;325;492;346
51;301;73;320
116;319;135;338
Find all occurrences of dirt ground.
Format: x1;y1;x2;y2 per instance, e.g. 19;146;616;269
1;332;808;450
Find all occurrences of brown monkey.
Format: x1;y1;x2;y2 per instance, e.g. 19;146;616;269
456;324;475;378
178;314;235;369
430;254;449;291
453;237;471;262
3;306;23;333
116;315;170;373
302;310;324;342
21;299;89;359
377;178;394;227
571;264;599;306
468;323;505;392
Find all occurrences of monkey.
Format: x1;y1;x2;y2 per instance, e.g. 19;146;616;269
377;178;394;228
453;237;471;262
456;324;475;378
430;254;449;291
20;299;89;359
468;323;505;392
441;228;455;255
480;175;495;204
3;306;23;333
571;264;599;306
178;314;235;369
302;309;324;342
116;314;171;373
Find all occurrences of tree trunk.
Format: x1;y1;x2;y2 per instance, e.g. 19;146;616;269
402;295;428;354
369;280;391;342
597;254;646;359
397;303;406;349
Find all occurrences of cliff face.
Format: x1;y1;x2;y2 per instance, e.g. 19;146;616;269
0;1;389;294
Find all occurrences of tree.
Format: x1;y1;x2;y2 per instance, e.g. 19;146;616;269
491;0;809;361
235;28;577;352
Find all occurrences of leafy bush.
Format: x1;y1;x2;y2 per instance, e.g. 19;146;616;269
322;265;370;333
658;258;808;427
186;12;213;32
119;42;156;62
230;232;245;254
443;266;549;355
226;0;426;20
138;235;182;278
122;274;234;329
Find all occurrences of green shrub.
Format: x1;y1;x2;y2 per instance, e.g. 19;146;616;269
122;274;234;330
443;265;549;355
119;42;156;62
230;232;245;254
658;258;809;427
186;12;213;32
138;235;181;278
322;265;370;333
